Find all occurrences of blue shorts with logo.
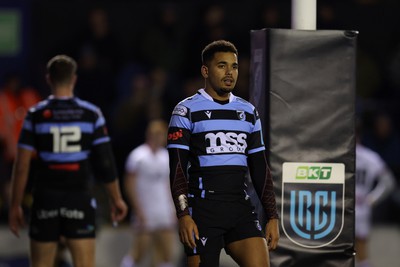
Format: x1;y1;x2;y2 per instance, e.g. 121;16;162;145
29;189;97;241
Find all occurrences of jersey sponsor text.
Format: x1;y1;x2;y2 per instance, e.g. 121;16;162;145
205;132;247;154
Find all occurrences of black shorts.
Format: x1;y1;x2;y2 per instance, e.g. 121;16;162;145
185;196;264;256
29;189;96;241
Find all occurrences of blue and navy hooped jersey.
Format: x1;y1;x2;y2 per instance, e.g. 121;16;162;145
167;89;265;196
18;96;113;191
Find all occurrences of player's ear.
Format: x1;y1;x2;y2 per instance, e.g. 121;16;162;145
45;74;52;86
71;74;77;85
201;65;208;78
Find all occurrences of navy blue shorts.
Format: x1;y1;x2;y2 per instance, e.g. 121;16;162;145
185;196;264;256
29;190;97;241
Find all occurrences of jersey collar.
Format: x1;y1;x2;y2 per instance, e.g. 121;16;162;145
198;88;235;103
49;95;75;100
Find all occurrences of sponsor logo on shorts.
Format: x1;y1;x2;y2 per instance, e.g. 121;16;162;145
37;209;58;219
60;208;85;219
281;162;345;248
200;237;208;246
36;207;85;220
172;105;187;116
77;224;95;234
254;220;262;231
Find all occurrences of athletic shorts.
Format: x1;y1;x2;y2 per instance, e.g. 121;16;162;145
29;189;97;241
131;208;176;232
185;196;264;256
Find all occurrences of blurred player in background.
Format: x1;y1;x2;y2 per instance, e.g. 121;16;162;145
8;55;127;267
120;119;177;267
355;121;396;267
0;72;41;220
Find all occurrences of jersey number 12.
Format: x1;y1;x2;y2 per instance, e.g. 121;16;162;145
50;126;81;152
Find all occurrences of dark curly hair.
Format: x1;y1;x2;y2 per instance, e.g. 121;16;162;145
201;40;238;66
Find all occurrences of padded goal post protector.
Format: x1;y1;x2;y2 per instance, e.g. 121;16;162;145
250;29;357;267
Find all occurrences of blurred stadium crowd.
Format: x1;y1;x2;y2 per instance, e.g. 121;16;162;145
1;0;400;225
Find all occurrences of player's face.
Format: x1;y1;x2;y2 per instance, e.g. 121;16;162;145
147;122;167;147
203;52;238;98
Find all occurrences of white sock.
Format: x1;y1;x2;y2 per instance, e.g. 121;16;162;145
120;254;135;267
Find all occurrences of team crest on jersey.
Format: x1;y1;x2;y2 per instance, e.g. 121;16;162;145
172;105;187;116
281;162;345;248
236;110;245;121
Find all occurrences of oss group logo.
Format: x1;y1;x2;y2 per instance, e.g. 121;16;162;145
281;162;345;248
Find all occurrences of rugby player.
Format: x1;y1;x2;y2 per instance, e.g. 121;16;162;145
167;40;279;267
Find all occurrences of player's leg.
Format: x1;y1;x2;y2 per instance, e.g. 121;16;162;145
30;240;58;267
154;229;176;267
54;237;71;267
65;238;95;267
29;190;62;267
355;203;372;266
120;230;152;267
224;197;269;267
226;237;270;267
182;229;222;267
187;255;201;267
355;237;368;261
185;197;225;267
61;191;96;267
186;253;221;267
133;231;152;264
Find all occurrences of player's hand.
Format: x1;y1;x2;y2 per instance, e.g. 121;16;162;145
110;198;128;225
9;205;25;238
178;215;199;249
265;218;280;250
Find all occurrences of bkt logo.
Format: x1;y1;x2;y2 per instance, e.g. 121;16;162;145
205;132;247;154
282;163;345;248
296;166;332;180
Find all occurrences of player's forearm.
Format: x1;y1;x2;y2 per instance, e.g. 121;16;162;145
10;174;28;208
103;179;124;203
248;150;279;220
171;177;190;218
261;173;280;220
168;148;190;218
10;148;32;207
91;143;119;183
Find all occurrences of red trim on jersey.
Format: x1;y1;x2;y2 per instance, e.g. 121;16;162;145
49;163;80;171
